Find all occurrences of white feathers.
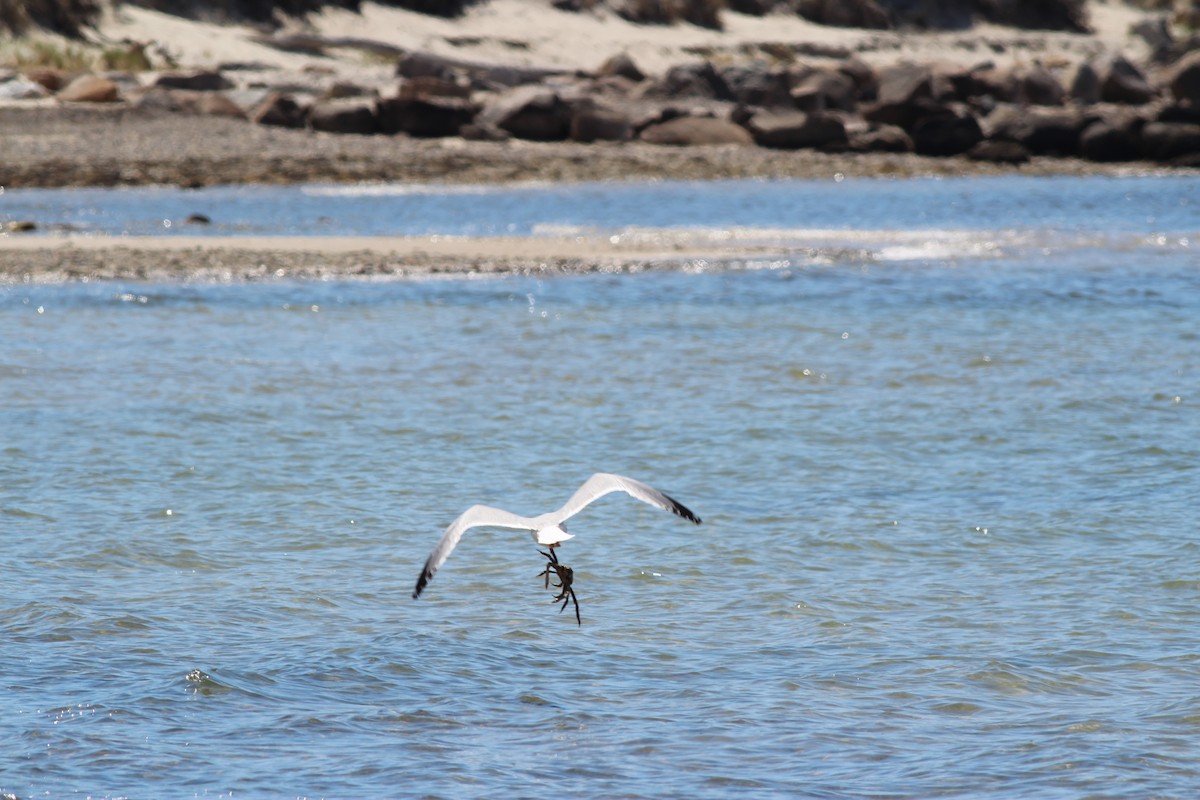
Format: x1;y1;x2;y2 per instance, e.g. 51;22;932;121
412;472;701;599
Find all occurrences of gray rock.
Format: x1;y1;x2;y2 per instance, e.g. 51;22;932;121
639;115;754;146
251;92;308;128
742;109;848;149
1168;50;1200;106
476;85;571;141
154;70;233;92
57;74;120;103
1140;121;1200;161
377;95;478;137
308;98;378;135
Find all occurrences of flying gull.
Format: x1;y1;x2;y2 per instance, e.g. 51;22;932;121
412;472;702;622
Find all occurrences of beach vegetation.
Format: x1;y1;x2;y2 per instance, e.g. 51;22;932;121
1;38;94;71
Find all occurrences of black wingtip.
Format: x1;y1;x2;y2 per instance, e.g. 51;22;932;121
667;494;702;525
413;567;432;600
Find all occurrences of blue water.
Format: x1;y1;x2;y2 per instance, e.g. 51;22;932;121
2;176;1199;799
3;175;1197;238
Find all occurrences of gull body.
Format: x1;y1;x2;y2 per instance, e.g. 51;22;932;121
412;472;701;600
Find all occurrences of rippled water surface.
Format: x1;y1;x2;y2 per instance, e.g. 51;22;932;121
2;176;1199;799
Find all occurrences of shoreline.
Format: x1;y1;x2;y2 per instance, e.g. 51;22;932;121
0;107;1191;191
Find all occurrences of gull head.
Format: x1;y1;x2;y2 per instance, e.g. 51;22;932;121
532;523;573;547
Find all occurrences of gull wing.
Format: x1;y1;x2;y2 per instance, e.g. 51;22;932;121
412;504;535;599
550;473;702;526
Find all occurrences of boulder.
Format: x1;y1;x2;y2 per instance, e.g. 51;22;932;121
476;85;571;141
251;92;308;128
639;115;754;146
1100;55;1156;105
985;105;1085;155
1069;61;1102;104
789;68;857;111
57;74;120;103
308;98;378;134
597;52;645;83
643;62;733;101
1018;65;1066;106
377;95;478;137
796;0;889;29
154;70;233;91
21;67;69;92
569;101;633;142
1168;50;1200;106
1079;117;1141;162
720;65;792;108
909;102;983;156
862;62;952;129
133;87;245;118
1158;103;1200;124
848;123;913;152
741;109;847;149
836;57;877;101
963;65;1019;104
967;140;1030;164
0;75;49;100
1140;122;1200;161
397;76;471;100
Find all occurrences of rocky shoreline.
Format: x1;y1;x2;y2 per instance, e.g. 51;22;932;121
1;2;1197;282
2;11;1199;191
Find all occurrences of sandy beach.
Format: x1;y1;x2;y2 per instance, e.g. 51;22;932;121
1;0;1193;281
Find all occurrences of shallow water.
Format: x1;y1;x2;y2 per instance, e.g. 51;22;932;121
2;176;1199;799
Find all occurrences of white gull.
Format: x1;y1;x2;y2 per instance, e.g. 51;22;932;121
412;472;702;600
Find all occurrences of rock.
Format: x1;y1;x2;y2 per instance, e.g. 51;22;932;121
862;62;952;129
909;103;983;156
397;76;471;100
459;122;510;141
1168;50;1200;106
1158;103;1200;124
320;81;377;101
251;92;308;128
154;70;233;92
308;98;378;135
0;75;49;100
720;65;792;107
848;123;913;152
396;51;564;90
796;0;889;29
476;85;571;141
133;87;245;118
21;67;69;92
741;109;847;149
644;62;733;101
985;105;1085;155
1140;121;1200;161
639;115;754;146
1079;117;1141;162
836;57;877;101
597;53;645;83
1069;61;1102;104
569;101;633;142
789;68;857;112
1101;55;1156;105
57;74;120;103
1019;65;1066;106
963;65;1019;104
377;95;479;137
967;140;1030;164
